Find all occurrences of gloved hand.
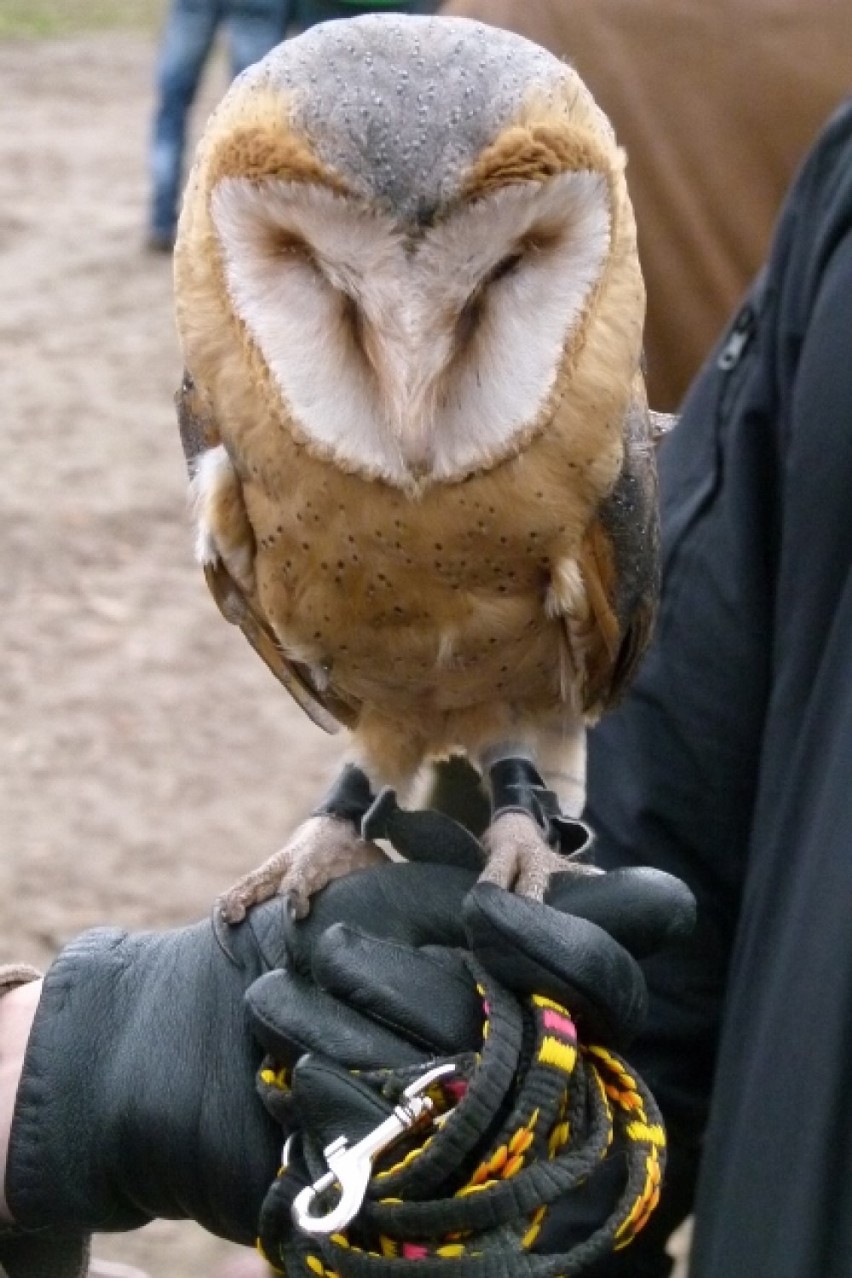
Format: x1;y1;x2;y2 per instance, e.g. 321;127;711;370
8;847;683;1248
4;812;693;1261
248;858;696;1071
244;842;695;1278
5;902;293;1245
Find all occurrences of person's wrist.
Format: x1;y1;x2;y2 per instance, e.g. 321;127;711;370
0;979;43;1223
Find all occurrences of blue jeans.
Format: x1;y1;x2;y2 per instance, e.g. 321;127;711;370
149;0;289;238
291;0;422;27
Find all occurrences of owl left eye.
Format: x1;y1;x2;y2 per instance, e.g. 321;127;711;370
267;227;318;269
488;251;524;284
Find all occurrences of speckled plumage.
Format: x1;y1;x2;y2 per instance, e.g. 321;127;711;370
173;15;659;912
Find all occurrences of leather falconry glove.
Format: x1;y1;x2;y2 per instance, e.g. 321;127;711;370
244;808;695;1278
248;797;696;1069
3;838;682;1247
5;900;307;1246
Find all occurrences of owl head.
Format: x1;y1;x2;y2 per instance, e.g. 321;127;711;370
175;15;644;493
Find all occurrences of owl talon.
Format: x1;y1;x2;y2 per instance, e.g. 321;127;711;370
481;810;599;900
216;843;295;924
282;887;310;921
216;893;249;926
217;813;388;925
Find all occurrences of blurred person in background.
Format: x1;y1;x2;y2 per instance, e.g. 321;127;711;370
147;0;441;253
289;0;437;31
438;0;852;409
147;0;290;252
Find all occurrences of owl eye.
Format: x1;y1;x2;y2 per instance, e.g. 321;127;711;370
338;289;384;381
488;250;524;283
266;227;318;268
341;292;365;348
453;249;525;351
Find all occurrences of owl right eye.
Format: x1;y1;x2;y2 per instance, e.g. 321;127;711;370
341;292;364;344
454;249;524;350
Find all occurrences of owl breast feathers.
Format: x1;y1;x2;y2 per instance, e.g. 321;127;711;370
174;14;658;789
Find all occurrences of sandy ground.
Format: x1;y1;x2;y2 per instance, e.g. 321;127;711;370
1;30;347;1276
0;31;688;1276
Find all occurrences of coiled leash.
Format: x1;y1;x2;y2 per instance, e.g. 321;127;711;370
255;959;665;1277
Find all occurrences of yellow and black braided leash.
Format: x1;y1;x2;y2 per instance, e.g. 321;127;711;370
256;957;664;1277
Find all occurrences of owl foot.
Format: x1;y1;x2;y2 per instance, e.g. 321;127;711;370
480;810;601;901
216;813;387;923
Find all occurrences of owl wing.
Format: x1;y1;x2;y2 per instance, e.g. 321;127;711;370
176;373;355;734
552;383;661;715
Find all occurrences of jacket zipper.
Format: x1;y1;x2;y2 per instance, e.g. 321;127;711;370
717;304;757;371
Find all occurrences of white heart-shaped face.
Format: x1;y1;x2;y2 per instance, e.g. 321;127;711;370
211;169;612;488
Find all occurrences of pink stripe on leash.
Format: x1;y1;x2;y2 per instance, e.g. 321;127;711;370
543;1009;577;1040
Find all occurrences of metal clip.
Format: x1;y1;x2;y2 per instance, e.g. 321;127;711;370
291;1062;456;1236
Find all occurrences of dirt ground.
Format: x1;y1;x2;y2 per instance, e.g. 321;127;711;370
0;30;689;1277
0;29;348;1276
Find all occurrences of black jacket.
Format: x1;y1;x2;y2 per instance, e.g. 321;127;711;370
587;100;852;1276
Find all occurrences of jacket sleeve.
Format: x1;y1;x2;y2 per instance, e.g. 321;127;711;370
0;1229;88;1278
583;284;778;1263
0;966;89;1278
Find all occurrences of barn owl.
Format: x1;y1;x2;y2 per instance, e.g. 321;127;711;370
174;14;661;920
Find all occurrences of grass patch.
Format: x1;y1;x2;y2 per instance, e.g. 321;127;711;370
0;0;167;38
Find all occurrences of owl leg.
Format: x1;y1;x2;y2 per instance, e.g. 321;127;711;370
216;764;387;923
478;733;600;900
